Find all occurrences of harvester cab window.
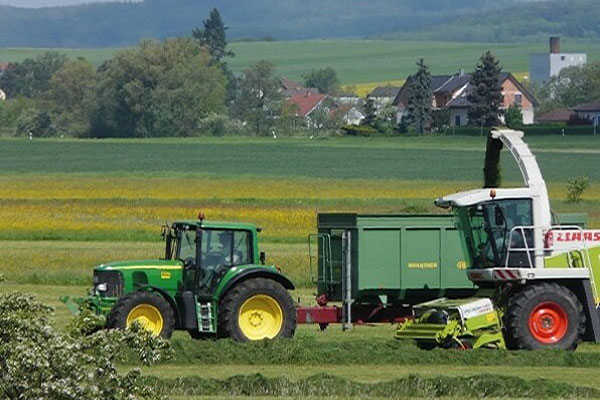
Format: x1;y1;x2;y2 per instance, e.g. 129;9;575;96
465;199;533;268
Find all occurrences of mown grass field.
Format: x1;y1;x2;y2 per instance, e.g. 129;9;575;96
1;134;600;399
2;39;600;86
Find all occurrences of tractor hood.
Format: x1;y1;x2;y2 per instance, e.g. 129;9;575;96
94;259;183;272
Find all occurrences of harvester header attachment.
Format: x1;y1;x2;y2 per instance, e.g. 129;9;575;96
395;298;505;349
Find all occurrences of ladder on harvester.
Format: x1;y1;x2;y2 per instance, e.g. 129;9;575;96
196;301;216;333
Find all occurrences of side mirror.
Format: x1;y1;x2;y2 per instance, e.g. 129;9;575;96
259;251;266;265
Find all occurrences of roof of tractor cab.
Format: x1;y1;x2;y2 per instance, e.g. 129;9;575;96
172;220;259;231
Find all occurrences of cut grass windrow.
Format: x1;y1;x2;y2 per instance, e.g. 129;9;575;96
155;337;600;368
144;372;598;398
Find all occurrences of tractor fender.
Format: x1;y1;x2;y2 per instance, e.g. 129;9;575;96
215;268;295;300
143;286;182;329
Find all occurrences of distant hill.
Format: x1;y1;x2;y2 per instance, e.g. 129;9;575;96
383;0;600;42
0;0;597;47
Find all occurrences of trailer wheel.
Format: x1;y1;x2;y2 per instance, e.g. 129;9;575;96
106;291;174;339
219;278;296;342
505;283;585;350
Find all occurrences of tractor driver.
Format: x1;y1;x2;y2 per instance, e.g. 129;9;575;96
198;231;242;290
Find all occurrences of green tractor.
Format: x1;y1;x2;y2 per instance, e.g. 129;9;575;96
62;213;297;341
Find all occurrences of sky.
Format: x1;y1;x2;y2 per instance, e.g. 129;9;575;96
0;0;139;7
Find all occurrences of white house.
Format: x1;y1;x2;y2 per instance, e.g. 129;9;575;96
530;37;587;85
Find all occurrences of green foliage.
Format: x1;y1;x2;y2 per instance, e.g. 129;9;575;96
341;124;378;136
505;104;523;129
0;291;172;400
534;61;600;114
45;58;97;137
362;97;377;127
302;67;340;94
468;51;504;127
0;97;32;136
406;58;432;134
15;109;55;138
567;175;590;203
431;109;451;132
231;60;282;135
197;113;246;137
192;7;234;61
0;52;66;98
90;38;227;138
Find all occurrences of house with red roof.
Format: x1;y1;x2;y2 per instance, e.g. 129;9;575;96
287;91;328;122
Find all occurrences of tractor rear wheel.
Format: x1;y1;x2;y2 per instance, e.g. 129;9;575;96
219;278;296;342
106;291;175;339
505;283;585;350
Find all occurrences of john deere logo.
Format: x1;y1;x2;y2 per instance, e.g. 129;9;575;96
161;271;171;279
456;261;467;270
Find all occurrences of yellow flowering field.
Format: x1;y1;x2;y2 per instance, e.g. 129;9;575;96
1;175;598;243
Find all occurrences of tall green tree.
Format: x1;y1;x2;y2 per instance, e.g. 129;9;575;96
362;97;377;127
302;67;340;94
468;51;504;127
231;60;282;135
45;58;97;136
91;38;227;138
0;52;66;98
192;8;234;62
406;58;432;134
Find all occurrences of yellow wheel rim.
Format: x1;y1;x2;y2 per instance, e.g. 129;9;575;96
126;304;164;336
238;294;283;340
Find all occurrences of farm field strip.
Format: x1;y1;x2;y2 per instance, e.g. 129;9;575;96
2;39;600;85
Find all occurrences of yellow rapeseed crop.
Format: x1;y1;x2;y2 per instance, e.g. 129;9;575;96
1;176;598;243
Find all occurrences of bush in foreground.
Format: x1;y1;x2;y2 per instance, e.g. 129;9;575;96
0;292;172;400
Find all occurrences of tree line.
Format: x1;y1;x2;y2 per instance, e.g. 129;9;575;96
0;9;345;139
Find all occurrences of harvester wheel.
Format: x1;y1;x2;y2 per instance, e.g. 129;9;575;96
219;278;296;342
505;283;585;350
106;291;175;339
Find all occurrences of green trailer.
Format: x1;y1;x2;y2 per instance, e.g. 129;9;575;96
298;212;588;329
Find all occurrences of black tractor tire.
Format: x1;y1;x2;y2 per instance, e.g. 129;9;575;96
505;283;585;350
219;278;296;342
106;291;175;339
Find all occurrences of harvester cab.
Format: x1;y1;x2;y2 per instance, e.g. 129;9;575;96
62;213;297;342
397;128;600;350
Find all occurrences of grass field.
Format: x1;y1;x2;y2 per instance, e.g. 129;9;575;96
1;39;599;86
2;135;600;399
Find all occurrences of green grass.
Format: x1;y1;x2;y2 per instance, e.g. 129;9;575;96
2;39;600;84
2;136;600;182
2;135;600;399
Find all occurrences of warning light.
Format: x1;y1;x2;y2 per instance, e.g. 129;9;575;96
490;189;497;199
198;212;205;222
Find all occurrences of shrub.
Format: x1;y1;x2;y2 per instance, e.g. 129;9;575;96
567;175;590;203
15;108;56;138
341;124;378;136
197;113;246;136
0;291;172;400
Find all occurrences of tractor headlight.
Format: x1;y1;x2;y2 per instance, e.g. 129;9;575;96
96;283;108;292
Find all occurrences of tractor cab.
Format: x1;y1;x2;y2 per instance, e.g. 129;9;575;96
164;217;260;296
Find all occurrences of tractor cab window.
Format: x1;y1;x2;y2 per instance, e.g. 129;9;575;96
460;199;533;268
175;227;253;293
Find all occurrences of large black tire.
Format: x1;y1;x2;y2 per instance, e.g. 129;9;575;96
505;283;585;350
106;291;175;339
219;278;296;342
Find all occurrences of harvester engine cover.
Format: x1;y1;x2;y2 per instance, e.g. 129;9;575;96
395;297;505;349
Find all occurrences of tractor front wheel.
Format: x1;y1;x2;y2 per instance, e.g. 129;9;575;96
505;283;585;350
219;278;296;342
106;291;175;339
